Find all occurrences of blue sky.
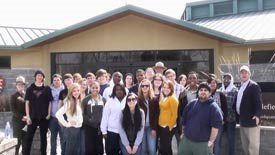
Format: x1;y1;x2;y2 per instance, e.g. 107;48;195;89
0;0;203;29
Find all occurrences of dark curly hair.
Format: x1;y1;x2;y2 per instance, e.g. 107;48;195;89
122;93;142;132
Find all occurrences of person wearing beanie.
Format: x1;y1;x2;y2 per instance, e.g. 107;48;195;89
24;70;53;155
235;65;262;155
10;76;27;155
178;82;223;155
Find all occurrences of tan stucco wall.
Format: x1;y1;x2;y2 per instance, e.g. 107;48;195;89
1;14;275;83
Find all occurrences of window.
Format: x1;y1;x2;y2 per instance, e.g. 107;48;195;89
238;0;258;13
51;50;213;77
263;0;275;10
191;4;210;19
0;56;11;69
250;50;275;64
214;1;233;16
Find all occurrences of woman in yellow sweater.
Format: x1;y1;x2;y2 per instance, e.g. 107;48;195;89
158;80;178;155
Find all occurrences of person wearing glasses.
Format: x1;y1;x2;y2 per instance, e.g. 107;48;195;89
119;93;145;155
158;80;178;155
178;82;223;155
152;73;164;99
137;79;159;155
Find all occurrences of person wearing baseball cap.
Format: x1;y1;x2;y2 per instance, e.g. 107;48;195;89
236;65;262;155
10;76;27;155
24;70;53;155
178;82;223;155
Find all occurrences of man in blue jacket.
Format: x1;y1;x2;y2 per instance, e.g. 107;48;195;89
178;82;223;155
236;65;262;155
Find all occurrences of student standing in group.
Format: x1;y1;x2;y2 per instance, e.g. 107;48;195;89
177;71;199;138
10;76;27;155
137;79;159;155
49;74;64;155
58;73;74;155
235;65;262;155
145;67;155;83
220;73;238;155
73;73;82;83
158;80;178;155
178;74;187;88
208;76;228;155
78;78;87;101
125;73;134;90
178;82;223;155
56;83;83;155
82;81;105;155
96;69;110;96
152;73;164;99
119;93;145;155
24;70;52;155
129;69;145;95
101;83;127;155
85;72;96;95
103;72;126;101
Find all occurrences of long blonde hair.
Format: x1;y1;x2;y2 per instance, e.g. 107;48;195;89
138;79;154;100
66;83;81;116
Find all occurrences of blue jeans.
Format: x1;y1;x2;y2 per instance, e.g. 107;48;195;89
120;141;142;155
214;126;223;155
226;122;236;155
64;127;80;155
79;128;85;155
49;117;65;155
141;126;157;155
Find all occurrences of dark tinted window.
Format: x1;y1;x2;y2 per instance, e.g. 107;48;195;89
0;56;11;68
250;51;275;64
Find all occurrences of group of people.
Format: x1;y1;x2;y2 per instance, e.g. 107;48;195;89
8;61;262;155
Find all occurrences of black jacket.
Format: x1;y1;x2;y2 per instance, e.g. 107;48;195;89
234;80;262;127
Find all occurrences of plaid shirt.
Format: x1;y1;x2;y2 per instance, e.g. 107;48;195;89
220;87;238;122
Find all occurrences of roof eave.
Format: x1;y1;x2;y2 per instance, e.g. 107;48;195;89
244;39;275;45
0;46;23;50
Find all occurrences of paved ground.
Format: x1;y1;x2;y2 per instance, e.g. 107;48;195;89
46;133;178;155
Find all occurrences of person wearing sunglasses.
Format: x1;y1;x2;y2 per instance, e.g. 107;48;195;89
119;93;145;155
158;80;178;155
137;79;159;155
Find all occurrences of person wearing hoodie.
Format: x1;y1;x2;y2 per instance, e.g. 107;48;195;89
49;74;64;155
178;82;223;155
220;73;238;155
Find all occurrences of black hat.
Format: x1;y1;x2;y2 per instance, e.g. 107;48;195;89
34;70;45;78
198;82;210;92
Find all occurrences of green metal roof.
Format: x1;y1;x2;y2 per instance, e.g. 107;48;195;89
0;5;252;50
190;8;275;44
0;26;56;49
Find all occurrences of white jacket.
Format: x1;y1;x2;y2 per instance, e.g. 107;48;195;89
100;96;126;134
